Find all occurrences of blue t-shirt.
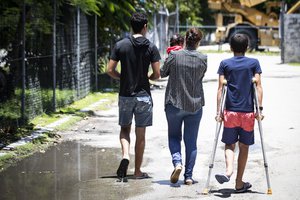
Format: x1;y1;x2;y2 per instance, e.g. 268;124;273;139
217;56;262;112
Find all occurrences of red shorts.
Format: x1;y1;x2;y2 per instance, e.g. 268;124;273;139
222;110;255;145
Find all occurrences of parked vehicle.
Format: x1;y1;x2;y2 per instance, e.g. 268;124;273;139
208;0;281;51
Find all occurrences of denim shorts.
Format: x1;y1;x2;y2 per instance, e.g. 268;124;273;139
118;90;153;127
221;110;255;145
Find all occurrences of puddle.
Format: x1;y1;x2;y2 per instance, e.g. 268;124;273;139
0;141;152;200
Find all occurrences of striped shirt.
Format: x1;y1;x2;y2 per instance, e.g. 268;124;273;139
161;49;207;112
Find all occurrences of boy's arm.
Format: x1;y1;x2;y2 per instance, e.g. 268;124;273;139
149;61;160;80
254;73;263;108
254;73;264;120
216;75;225;121
107;59;120;80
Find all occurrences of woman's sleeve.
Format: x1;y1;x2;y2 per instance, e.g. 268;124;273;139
160;53;175;78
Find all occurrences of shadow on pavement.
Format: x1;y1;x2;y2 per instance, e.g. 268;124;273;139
152;179;199;188
210;188;265;198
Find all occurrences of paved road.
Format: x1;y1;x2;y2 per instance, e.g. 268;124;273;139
59;53;300;200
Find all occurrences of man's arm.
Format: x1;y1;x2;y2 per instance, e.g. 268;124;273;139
149;61;160;80
107;59;120;80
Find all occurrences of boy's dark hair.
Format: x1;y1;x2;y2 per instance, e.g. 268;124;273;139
230;33;249;53
170;33;184;47
130;12;148;34
185;27;203;48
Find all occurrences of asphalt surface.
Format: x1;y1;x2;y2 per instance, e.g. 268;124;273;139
2;52;299;200
59;52;300;200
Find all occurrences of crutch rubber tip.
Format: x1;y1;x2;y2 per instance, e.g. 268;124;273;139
252;77;257;83
202;188;209;195
222;80;227;85
267;188;272;195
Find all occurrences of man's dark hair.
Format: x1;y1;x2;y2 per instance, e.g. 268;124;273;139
130;12;148;34
230;33;249;53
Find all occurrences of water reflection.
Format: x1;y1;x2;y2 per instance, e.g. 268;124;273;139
0;141;150;200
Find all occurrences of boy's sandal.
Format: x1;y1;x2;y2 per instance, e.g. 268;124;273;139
235;182;252;193
215;174;230;184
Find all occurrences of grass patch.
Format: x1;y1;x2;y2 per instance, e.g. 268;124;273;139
1;92;117;147
0;90;117;171
200;49;280;56
287;62;300;66
55;115;82;131
247;51;280;56
0;132;58;171
31;92;117;129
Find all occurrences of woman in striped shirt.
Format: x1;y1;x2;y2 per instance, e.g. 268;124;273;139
161;27;207;185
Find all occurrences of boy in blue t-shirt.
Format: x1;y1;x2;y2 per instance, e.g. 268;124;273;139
215;33;264;193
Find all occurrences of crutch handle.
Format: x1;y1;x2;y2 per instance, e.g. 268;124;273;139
222;79;227;85
252;77;257;83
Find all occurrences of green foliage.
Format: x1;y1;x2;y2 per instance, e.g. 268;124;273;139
68;0;102;15
98;57;107;74
0;91;117;146
144;0;209;26
0;136;55;171
0;123;35;146
288;62;300;66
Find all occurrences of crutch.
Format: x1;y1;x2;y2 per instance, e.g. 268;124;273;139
202;80;227;195
252;77;272;195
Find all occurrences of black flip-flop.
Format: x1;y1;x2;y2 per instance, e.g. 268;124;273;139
235;182;252;193
215;174;230;184
116;159;129;179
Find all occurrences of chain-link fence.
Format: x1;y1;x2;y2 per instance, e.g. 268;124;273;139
0;2;112;132
0;2;219;135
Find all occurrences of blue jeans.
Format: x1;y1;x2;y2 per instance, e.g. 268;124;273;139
165;104;203;179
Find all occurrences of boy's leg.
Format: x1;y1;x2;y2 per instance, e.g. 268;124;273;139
235;142;249;189
235;112;254;188
225;143;235;177
134;127;146;177
221;110;239;179
120;126;131;160
215;143;235;184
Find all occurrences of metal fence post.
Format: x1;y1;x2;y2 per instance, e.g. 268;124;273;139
95;14;98;91
77;7;80;98
280;1;285;64
21;2;26;122
52;0;57;111
175;0;179;33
